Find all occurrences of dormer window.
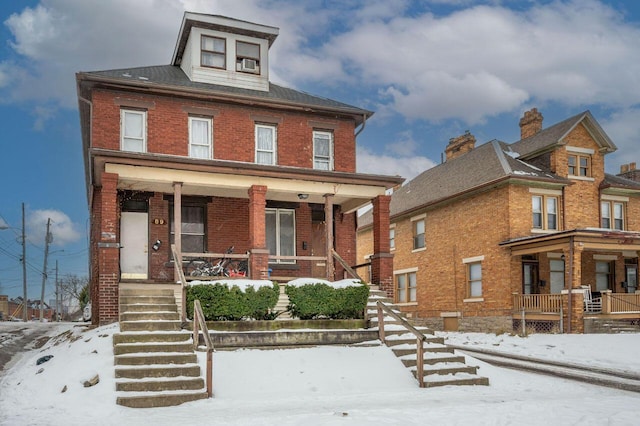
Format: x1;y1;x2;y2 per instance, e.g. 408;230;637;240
201;35;226;69
236;41;260;74
568;153;591;177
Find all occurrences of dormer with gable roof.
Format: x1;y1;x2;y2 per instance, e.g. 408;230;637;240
171;13;279;92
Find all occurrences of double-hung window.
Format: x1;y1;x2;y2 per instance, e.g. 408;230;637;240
266;208;295;264
601;200;625;230
170;204;206;254
256;124;277;165
412;217;425;250
532;195;558;231
121;109;146;153
189;117;212;159
464;258;483;298
313;131;333;170
568;153;591;177
389;227;396;251
201;35;225;69
396;270;417;303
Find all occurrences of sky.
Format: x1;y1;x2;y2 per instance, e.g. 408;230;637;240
1;323;639;424
1;0;640;300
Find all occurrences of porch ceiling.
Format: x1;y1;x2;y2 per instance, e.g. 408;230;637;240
101;161;390;213
501;229;640;256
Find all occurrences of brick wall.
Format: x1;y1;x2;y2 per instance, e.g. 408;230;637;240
91;89;357;172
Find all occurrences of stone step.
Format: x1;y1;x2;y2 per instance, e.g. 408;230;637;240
115;364;201;379
384;335;445;347
120;303;178;313
119;320;183;332
412;363;479;377
120;295;177;305
120;311;181;322
115;353;198;366
113;332;192;345
120;288;175;297
114;342;194;355
392;343;454;357
423;374;490;388
116;391;208;408
400;354;466;368
116;377;205;392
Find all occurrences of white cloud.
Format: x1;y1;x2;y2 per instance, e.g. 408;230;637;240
27;209;82;246
601;108;640;174
0;217;8;229
356;145;437;181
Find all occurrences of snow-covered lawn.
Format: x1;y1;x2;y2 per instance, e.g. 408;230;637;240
1;322;639;425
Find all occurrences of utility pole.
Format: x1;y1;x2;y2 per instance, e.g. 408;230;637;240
55;260;59;322
40;218;52;322
21;203;28;322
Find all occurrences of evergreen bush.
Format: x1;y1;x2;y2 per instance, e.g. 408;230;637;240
186;282;280;321
285;282;369;319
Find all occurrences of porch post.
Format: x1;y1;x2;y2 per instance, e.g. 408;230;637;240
324;194;335;280
248;185;269;279
96;172;120;325
564;239;585;333
371;195;394;297
173;182;182;281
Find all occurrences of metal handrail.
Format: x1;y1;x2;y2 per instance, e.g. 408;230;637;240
171;244;188;321
193;299;215;398
376;300;426;387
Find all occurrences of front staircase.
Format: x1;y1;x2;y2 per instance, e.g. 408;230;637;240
367;287;489;387
113;288;208;408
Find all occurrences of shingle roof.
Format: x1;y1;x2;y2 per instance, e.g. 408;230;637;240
359;139;568;226
510;110;616;158
78;65;373;118
601;173;640;191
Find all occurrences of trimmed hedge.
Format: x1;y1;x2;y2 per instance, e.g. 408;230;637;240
285;282;369;320
186;282;280;321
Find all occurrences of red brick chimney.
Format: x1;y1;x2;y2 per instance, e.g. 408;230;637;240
618;162;640;182
445;130;475;161
519;108;543;139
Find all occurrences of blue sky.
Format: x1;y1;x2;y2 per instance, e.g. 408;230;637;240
1;0;640;300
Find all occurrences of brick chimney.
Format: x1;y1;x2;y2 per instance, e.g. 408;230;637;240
445;130;475;161
618;162;640;182
519;108;543;139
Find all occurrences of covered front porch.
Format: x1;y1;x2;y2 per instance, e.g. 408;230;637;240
502;228;640;333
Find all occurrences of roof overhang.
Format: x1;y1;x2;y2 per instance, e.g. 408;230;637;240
91;149;403;214
500;228;640;256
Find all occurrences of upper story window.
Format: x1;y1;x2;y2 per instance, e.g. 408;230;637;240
189;117;212;159
601;200;625;230
201;35;226;69
412;217;425;250
532;195;558;231
256;124;277;165
121;109;146;153
395;270;417;303
313;131;333;170
568;153;591;177
236;41;260;74
389;227;396;250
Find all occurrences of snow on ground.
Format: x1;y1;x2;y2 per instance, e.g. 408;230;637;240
1;322;639;426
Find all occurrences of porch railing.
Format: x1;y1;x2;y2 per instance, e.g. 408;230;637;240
192;299;214;398
512;293;564;313
601;292;640;314
171;244;188;321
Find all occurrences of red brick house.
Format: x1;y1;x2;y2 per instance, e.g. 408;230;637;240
77;13;402;325
357;109;640;333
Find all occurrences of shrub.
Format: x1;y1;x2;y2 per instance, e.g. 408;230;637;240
285;282;369;320
186;282;280;321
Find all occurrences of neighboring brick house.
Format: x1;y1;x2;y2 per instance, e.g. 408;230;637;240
77;13;402;325
357;109;640;333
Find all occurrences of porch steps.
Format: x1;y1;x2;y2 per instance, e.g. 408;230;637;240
585;318;640;334
114;288;207;408
274;283;292;320
367;287;489;388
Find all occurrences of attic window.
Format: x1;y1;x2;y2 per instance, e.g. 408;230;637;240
201;36;226;69
568;153;591;177
236;41;260;74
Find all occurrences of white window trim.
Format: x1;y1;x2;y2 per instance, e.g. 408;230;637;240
266;207;295;264
566;146;595;155
547;252;564;259
602;194;629;202
255;124;277;165
529;188;562;196
569;175;595;182
120;109;147;153
463;297;485;303
410;213;426;221
594;254;618;261
463;255;484;264
313;130;334;170
395;267;418;275
188;116;212;159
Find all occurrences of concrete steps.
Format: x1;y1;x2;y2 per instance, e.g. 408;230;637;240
366;286;489;388
114;288;207;408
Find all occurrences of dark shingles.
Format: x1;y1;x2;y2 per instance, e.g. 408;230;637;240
601;173;640;191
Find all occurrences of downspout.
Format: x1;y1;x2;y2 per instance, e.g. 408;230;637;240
355;114;367;138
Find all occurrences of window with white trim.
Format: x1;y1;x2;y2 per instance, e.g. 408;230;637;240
236;41;260;74
568;153;591;177
396;271;417;303
389;227;395;250
549;259;565;294
596;260;614;291
256;124;277;165
189;117;212;159
532;195;558;230
201;35;225;69
121;109;146;153
413;218;425;250
467;262;482;298
313;131;333;170
601;200;625;230
266;208;295;264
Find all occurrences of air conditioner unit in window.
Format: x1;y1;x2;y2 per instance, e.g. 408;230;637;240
241;58;258;72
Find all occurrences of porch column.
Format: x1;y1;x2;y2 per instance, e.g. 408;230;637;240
371;195;394;297
248;185;269;279
173;182;182;281
96;172;120;325
563;241;585;333
324;194;335;280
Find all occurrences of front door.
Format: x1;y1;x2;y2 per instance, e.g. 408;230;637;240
523;262;539;294
311;221;326;278
626;262;638;293
120;212;149;279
